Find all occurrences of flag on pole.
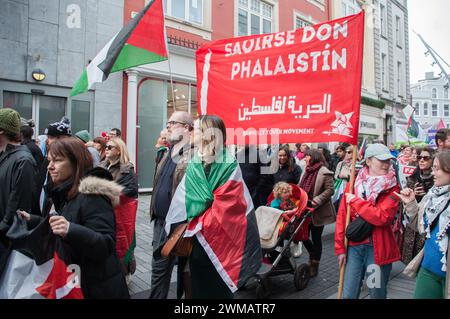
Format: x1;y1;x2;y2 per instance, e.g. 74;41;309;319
165;150;262;292
437;118;446;129
70;0;167;97
403;105;426;141
358;138;367;160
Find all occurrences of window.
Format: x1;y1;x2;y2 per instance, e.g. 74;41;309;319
164;0;203;25
3;91;67;136
414;103;420;116
382;54;388;91
432;104;438;117
395;16;402;47
167;82;198;119
432;88;437;99
3;91;32;120
380;4;387;37
397;61;403;97
342;0;360;17
71;100;91;134
424;103;429;116
444;104;449;117
238;0;273;36
295;16;311;29
445;86;449;99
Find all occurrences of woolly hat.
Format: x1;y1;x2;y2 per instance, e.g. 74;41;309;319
0;108;21;136
45;116;72;137
75;130;92;143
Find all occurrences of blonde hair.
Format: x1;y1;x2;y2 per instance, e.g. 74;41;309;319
273;182;292;199
109;137;131;165
196;115;227;162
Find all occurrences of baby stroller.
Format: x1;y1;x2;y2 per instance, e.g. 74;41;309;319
254;184;313;299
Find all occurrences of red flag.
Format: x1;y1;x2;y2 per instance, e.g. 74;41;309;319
196;12;365;144
437;118;446;129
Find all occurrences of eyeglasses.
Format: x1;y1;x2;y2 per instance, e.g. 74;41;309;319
166;120;186;127
106;145;116;150
417;155;431;161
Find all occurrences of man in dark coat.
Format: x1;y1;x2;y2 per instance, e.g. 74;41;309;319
149;111;195;299
0;109;39;260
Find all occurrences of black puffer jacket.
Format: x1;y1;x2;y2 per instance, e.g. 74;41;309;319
48;176;129;299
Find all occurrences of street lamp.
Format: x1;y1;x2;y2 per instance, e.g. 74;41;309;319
31;69;45;81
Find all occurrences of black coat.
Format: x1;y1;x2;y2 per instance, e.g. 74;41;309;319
237;146;269;208
273;163;302;185
48;176;129;299
22;138;44;170
0;144;39;235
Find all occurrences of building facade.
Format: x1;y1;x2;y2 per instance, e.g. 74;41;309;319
125;0;332;189
0;0;124;137
330;0;410;145
411;72;450;129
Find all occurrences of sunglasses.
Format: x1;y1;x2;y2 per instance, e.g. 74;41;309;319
106;145;116;150
417;155;431;161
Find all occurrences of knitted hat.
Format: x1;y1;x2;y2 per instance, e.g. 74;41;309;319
75;130;92;143
0;108;21;136
45;116;72;137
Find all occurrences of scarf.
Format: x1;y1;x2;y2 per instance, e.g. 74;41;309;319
354;166;397;205
299;162;323;199
47;178;75;212
421;185;450;272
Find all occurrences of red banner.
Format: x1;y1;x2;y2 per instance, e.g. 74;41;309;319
196;11;365;145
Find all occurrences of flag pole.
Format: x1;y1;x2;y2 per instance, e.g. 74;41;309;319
337;143;358;299
167;56;177;112
161;1;177;112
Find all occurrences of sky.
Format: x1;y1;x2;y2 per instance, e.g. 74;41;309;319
408;0;450;84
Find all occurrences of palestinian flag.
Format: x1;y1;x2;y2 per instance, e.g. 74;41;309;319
165;150;262;292
0;216;84;299
70;0;167;96
358;137;367;161
115;194;138;266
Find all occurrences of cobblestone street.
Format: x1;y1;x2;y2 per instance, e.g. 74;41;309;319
130;195;415;299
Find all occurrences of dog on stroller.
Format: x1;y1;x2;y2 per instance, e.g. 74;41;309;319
254;182;312;298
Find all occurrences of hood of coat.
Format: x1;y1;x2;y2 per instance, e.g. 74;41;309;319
78;176;123;207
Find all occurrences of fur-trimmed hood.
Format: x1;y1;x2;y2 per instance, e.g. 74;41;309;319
78;176;123;207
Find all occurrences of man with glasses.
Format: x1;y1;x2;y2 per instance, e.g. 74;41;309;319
109;128;121;139
149;111;194;299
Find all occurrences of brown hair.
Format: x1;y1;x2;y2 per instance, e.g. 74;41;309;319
278;144;295;173
93;136;106;150
435;128;450;147
436;150;450;174
48;137;93;199
305;149;326;166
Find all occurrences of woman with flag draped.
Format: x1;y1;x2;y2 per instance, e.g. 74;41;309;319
164;115;262;299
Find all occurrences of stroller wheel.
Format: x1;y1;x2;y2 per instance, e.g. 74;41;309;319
294;263;310;291
255;278;271;299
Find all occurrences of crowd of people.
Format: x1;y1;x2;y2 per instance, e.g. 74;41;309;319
1;106;450;299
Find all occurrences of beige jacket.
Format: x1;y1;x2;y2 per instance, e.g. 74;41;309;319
404;199;450;299
299;166;336;226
